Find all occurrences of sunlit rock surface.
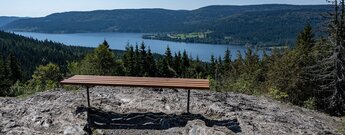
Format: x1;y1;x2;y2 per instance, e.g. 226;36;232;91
0;87;342;135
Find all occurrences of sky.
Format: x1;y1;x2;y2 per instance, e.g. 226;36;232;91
0;0;329;17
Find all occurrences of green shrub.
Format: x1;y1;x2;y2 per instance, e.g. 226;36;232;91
303;97;317;110
268;86;289;101
8;81;25;97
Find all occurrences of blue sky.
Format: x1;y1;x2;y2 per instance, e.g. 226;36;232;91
1;0;328;17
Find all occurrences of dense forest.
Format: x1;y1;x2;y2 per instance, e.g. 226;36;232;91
1;5;330;45
0;31;94;80
0;2;345;117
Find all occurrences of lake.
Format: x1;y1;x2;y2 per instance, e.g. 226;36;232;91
14;32;258;61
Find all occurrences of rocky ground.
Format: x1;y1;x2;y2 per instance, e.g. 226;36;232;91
0;87;343;135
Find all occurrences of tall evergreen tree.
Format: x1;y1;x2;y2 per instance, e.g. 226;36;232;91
134;44;141;76
218;56;223;65
0;57;11;96
209;54;216;77
223;48;232;71
192;56;206;79
181;50;190;77
123;44;136;76
173;51;182;76
139;42;149;76
102;40;110;48
7;54;22;83
123;44;131;75
146;47;157;77
309;0;345;116
76;41;117;75
157;58;174;77
164;46;173;67
296;23;315;53
93;41;116;75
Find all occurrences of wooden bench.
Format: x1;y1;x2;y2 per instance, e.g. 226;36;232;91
60;75;210;131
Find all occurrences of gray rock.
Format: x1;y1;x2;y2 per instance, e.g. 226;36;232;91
0;87;343;134
63;126;84;135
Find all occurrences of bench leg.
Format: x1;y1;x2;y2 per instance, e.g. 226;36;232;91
85;86;93;134
87;86;91;108
187;89;190;113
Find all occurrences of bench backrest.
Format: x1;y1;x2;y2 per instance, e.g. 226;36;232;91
60;75;210;90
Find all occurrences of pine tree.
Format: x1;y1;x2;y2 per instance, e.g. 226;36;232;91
218;56;222;66
123;44;131;75
243;47;260;74
134;44;141;76
223;48;232;71
7;54;22;83
93;41;116;75
181;50;190;77
177;51;182;75
309;0;345;116
296;23;315;53
192;56;206;79
146;47;157;77
0;57;11;96
164;46;173;67
102;40;110;48
78;41;117;75
209;54;216;77
123;44;136;76
139;42;149;76
157;58;174;77
173;51;182;76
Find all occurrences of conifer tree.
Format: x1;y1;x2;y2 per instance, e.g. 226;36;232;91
173;51;182;76
309;0;345;115
223;48;232;71
123;45;136;76
78;41;117;75
243;47;260;74
209;54;216;77
7;54;22;83
134;44;141;76
218;56;222;66
102;40;110;48
193;56;206;78
140;42;149;76
146;47;157;77
164;46;173;67
123;44;131;75
181;50;190;77
230;51;243;77
93;41;116;75
0;57;11;96
157;58;174;77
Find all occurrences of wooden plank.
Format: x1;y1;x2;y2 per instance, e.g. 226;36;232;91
69;75;209;82
60;81;209;89
60;75;210;90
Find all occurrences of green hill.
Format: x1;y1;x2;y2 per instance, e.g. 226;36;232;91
0;17;24;27
0;31;93;80
1;4;331;45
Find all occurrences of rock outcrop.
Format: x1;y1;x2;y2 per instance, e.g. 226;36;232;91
0;87;342;134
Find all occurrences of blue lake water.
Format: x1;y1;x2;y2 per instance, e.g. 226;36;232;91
15;32;258;61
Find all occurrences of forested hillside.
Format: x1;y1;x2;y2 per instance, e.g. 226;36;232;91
1;5;330;45
0;17;23;27
0;31;93;80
